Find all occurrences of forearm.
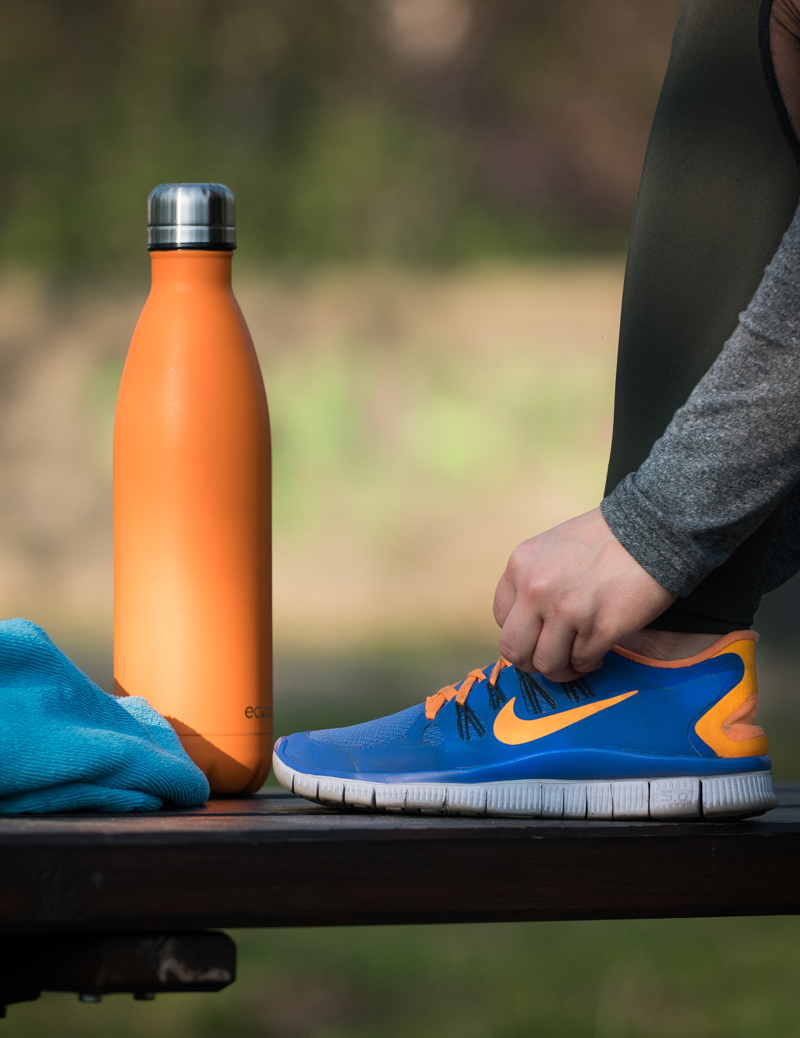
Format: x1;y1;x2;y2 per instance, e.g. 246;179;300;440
602;198;800;596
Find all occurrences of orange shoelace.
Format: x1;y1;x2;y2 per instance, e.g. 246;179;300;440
425;658;513;720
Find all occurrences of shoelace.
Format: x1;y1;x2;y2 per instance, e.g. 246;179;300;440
425;658;513;720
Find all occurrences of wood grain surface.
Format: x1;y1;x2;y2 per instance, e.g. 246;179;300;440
0;785;798;932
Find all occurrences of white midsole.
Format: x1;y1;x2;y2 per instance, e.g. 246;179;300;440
272;751;777;821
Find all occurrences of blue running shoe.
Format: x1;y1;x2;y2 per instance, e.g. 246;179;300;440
273;632;777;820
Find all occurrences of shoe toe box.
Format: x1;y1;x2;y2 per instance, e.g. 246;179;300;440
278;703;426;775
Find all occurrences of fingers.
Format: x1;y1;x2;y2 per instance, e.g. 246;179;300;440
496;536;585;680
498;594;584;681
497;595;543;672
502;614;610;682
568;626;614;677
531;619;582;682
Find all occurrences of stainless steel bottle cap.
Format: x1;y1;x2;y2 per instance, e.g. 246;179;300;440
147;183;236;250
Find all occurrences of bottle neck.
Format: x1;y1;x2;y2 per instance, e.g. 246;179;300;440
149;249;233;289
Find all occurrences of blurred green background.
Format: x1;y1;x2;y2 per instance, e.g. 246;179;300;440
0;0;674;273
4;0;800;1035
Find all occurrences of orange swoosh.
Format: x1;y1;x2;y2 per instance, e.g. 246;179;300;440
493;690;638;746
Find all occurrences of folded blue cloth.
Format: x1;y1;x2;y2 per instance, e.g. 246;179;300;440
0;619;209;813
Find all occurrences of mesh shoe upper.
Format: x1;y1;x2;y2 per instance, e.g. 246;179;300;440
307;704;424;749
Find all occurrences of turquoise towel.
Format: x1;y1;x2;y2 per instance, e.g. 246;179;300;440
0;619;209;813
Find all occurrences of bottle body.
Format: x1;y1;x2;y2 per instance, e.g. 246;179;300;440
114;250;271;793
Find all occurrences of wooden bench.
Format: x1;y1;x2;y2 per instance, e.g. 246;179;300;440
2;782;799;932
1;783;797;1010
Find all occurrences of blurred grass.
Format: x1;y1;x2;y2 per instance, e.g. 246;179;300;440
258;263;619;646
0;1;678;275
8;916;800;1036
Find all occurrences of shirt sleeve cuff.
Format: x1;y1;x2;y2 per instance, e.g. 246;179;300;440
600;476;714;597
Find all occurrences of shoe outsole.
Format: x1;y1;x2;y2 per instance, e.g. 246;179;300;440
273;752;777;821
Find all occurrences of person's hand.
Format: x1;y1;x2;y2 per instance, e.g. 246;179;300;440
493;507;676;682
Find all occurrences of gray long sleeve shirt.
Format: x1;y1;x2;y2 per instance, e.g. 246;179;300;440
601;196;800;600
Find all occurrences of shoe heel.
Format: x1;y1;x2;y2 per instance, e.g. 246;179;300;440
701;771;777;818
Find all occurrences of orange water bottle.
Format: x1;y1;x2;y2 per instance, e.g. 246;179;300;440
114;183;271;794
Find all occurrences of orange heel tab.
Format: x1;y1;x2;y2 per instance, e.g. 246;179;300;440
612;630;757;668
694;634;767;758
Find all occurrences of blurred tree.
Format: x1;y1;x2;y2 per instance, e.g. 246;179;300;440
0;0;679;274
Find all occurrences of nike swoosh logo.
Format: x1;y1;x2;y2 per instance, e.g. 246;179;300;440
493;690;638;746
